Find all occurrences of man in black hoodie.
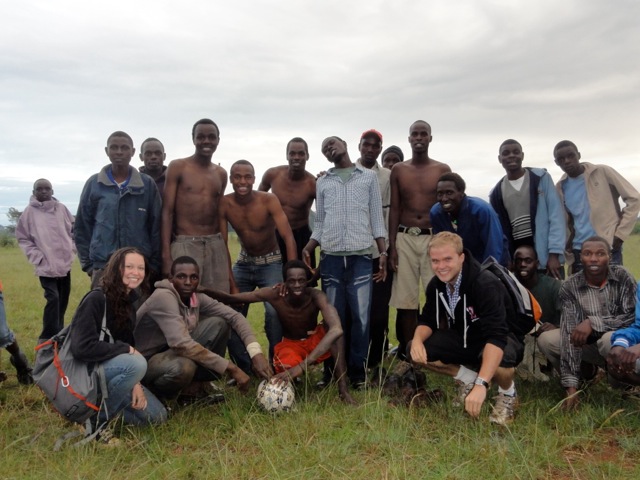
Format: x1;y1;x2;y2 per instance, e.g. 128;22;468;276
408;232;523;425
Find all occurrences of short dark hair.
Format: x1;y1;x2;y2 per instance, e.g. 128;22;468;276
286;137;309;155
283;259;312;281
140;137;164;152
171;256;200;276
437;172;466;193
513;244;538;261
553;140;578;155
230;159;254;174
192;118;220;139
582;235;611;253
499;139;521;151
107;131;133;146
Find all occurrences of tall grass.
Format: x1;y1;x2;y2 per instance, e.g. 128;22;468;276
1;236;639;479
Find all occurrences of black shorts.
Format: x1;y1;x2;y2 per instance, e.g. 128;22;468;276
415;329;524;368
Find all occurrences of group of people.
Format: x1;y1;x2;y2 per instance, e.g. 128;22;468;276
2;117;640;441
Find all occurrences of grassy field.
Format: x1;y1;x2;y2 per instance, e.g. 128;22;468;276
1;236;640;479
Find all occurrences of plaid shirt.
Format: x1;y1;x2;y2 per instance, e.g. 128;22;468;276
311;164;387;253
446;272;463;317
559;265;637;388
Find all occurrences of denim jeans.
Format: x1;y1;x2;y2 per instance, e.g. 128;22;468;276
99;353;167;426
227;262;283;373
320;253;373;382
39;274;71;341
0;290;16;349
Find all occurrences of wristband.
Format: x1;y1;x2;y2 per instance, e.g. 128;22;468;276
246;342;263;359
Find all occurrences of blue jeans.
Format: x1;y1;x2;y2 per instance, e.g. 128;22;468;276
320;253;373;382
0;290;16;349
99;353;167;426
227;262;283;373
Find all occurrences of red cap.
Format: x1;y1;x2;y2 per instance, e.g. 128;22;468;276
360;129;383;142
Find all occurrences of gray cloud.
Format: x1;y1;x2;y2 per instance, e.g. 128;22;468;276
1;0;638;223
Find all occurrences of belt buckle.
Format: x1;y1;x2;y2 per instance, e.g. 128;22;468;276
407;226;422;236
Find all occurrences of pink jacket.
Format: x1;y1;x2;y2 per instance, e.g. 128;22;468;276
16;196;75;277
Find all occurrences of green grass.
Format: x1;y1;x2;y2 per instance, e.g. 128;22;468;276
1;236;640;479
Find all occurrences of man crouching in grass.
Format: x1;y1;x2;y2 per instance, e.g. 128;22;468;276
202;260;356;405
408;232;523;425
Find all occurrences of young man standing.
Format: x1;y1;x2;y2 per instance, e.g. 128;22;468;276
389;120;451;361
203;260;355;404
554;140;640;274
75;131;161;288
538;236;636;409
302;136;387;388
139;137;168;198
135;256;271;401
356;129;392;371
161;119;230;291
219;160;296;373
259;137;316;264
489;139;566;279
430;172;508;266
409;232;523;425
16;179;75;342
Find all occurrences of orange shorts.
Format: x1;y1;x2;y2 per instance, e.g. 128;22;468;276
273;324;331;373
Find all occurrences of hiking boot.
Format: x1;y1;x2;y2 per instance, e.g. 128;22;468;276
369;367;387;388
382;374;402;395
452;381;474;408
402;369;427;390
10;351;34;385
489;392;519;426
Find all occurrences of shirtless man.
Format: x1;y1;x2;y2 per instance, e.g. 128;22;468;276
161;119;230;291
202;260;355;404
389;120;451;360
259;137;316;266
219;160;296;373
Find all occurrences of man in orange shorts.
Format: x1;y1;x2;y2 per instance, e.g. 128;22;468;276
202;260;355;404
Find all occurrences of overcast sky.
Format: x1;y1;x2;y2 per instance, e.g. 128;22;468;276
1;0;638;224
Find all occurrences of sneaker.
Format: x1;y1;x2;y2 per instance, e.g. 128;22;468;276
489;392;518;426
10;352;34;385
452;381;474;408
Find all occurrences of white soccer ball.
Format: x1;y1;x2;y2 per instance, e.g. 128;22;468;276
256;379;295;413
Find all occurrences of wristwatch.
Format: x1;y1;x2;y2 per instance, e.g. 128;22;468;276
379;251;388;256
474;377;489;389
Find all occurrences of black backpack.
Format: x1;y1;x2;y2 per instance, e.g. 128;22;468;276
480;256;542;340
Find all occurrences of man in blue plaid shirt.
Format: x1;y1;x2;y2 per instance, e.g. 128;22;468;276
302;136;387;388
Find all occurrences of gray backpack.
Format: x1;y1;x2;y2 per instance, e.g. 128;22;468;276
33;296;112;444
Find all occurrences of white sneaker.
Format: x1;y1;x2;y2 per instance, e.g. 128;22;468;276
452;381;474;408
489;392;518;426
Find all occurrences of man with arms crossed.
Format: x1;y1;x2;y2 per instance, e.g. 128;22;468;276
259;137;316;266
409;232;523;425
203;260;355;404
389;120;451;361
162;119;230;291
135;256;271;401
219;160;296;373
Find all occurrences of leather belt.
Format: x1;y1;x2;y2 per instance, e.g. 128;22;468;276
398;226;433;236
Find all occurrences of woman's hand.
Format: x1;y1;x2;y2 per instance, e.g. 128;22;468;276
131;383;147;410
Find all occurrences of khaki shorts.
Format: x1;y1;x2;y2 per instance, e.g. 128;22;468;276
171;234;230;292
390;232;433;310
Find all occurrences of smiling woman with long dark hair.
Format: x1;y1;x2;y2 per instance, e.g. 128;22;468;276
69;247;167;441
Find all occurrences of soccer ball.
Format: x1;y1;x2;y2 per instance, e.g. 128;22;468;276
256;379;295;413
